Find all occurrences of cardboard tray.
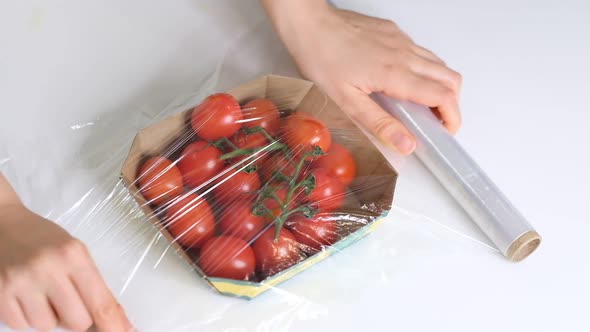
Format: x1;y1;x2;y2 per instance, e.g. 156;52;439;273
121;75;398;299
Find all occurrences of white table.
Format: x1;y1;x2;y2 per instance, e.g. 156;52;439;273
1;1;588;331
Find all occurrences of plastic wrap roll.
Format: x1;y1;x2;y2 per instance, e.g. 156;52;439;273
371;93;541;261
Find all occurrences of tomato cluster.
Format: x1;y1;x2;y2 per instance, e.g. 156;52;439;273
135;93;358;281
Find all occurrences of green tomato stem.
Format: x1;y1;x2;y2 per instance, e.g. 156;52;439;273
244;126;277;143
210;137;239;151
281;152;308;212
240;126;324;241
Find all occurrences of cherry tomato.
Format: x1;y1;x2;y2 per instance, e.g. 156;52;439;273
219;200;265;242
304;168;345;212
214;166;261;205
261;185;303;222
287;213;339;252
260;153;294;182
281;113;332;160
191;93;243;141
259;153;311;183
242;98;281;135
229;131;271;167
252;227;304;278
231;131;268;150
199;235;256;280
178;141;224;188
312;143;357;186
165;194;215;249
137;157;183;205
261;186;288;222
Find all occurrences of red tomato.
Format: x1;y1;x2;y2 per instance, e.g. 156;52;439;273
281;113;332;160
229;131;271;167
191;93;243;141
252;227;304;277
137;157;183;205
261;185;303;222
231;131;268;150
261;186;288;222
242;98;281;135
312;143;357;186
165;194;215;249
260;153;295;182
259;153;311;183
287;214;339;252
304;168;345;212
199;236;256;280
219;200;265;242
178;141;224;188
214;166;261;205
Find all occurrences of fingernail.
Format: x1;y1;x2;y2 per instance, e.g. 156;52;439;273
390;133;415;154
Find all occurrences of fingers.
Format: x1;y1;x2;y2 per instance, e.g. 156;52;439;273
0;298;28;331
407;52;462;94
47;277;93;332
411;44;446;65
71;261;132;332
0;209;130;332
340;87;416;154
373;42;462;134
379;59;462;134
334;10;462;134
18;292;58;332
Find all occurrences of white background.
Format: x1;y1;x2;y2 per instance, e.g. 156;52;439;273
1;0;589;331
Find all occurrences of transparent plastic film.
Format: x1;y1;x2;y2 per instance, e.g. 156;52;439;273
121;75;397;299
0;19;499;332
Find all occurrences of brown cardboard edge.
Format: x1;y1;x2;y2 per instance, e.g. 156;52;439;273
121;134;142;187
506;230;541;262
292;78;397;210
120;137;213;285
120;176;200;271
120;174;217;292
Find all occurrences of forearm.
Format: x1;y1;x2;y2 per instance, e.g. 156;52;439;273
260;0;331;40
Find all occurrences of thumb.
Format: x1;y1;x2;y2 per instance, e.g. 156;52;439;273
338;87;416;155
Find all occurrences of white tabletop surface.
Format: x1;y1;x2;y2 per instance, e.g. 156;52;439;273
1;1;589;331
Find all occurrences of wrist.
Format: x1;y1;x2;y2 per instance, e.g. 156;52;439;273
261;0;330;17
261;0;336;61
261;0;333;35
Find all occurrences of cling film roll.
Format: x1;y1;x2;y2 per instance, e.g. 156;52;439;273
371;94;541;261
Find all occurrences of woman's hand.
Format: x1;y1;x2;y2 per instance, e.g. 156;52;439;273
0;203;132;332
262;0;462;154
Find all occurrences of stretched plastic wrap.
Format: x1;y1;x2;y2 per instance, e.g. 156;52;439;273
0;20;499;331
121;74;397;299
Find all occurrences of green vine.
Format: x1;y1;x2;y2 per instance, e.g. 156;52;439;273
211;126;325;241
